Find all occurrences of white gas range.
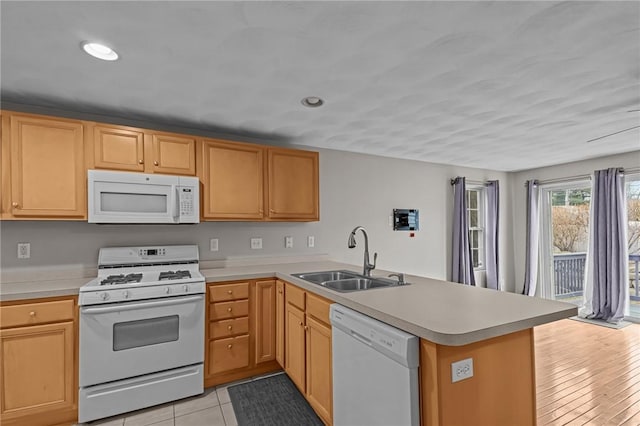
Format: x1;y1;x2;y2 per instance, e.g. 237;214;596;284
78;245;205;423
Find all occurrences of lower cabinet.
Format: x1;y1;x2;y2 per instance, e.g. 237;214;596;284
204;279;279;387
0;297;78;426
284;283;333;425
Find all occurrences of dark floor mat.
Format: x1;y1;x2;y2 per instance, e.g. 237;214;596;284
228;373;324;426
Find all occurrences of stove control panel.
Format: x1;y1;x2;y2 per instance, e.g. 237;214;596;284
138;248;166;257
79;281;205;306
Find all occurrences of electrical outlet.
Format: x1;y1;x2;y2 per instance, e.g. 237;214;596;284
285;236;293;248
307;236;315;248
17;243;30;259
451;358;473;383
250;238;262;250
210;238;219;252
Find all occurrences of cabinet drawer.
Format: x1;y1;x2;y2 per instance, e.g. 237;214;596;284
209;317;249;339
306;293;331;325
0;299;74;328
209;282;249;302
209;335;250;375
209;300;249;320
286;283;305;310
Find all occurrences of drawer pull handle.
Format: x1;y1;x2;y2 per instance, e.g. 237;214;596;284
227;344;233;349
12;202;19;208
227;290;233;295
29;311;36;317
227;308;232;312
228;325;233;331
154;161;159;166
138;159;144;164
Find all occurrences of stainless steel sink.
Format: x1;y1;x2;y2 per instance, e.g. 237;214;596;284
293;270;359;285
291;270;408;293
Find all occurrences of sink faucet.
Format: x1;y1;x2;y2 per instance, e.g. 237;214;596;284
347;226;377;277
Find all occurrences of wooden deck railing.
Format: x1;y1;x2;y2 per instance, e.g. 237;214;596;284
553;253;640;300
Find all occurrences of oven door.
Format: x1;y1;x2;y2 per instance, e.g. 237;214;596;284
79;294;204;387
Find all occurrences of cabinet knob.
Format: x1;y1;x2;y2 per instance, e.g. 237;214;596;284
227;344;233;350
12;202;19;208
299;321;303;326
269;209;275;213
227;290;233;295
278;290;283;294
153;161;159;166
227;307;232;312
304;325;309;331
29;311;36;317
138;159;144;164
228;325;233;331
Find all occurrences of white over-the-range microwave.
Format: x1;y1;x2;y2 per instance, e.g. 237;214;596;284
88;170;200;224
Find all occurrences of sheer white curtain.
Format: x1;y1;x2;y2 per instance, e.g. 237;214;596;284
579;168;629;323
485;181;500;290
522;180;540;296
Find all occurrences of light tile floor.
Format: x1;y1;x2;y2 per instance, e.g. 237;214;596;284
76;371;285;426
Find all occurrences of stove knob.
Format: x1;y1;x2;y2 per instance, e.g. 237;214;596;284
100;292;109;301
122;290;129;299
165;287;171;294
183;285;189;293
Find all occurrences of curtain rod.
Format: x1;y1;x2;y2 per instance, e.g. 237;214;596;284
450;178;493;186
523;167;640;187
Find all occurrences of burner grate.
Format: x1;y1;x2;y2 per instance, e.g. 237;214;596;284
158;270;192;281
100;273;143;286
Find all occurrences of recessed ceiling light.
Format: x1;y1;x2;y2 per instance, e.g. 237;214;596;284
301;96;324;108
81;42;119;61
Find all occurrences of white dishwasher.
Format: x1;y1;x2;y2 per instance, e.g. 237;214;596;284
330;304;420;426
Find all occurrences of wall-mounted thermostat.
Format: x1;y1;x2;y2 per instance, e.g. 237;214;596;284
393;209;419;231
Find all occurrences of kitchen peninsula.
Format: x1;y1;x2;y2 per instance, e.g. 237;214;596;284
1;259;576;426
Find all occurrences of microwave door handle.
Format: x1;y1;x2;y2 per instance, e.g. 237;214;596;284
171;185;179;222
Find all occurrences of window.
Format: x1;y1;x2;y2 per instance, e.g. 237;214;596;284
467;187;485;269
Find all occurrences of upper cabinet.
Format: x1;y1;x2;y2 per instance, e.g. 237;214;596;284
90;124;196;176
200;139;264;220
2;112;86;218
267;148;319;221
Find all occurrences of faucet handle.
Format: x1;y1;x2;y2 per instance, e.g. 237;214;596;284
372;252;377;268
388;273;405;285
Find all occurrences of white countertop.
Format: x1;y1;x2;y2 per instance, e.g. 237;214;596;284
0;260;576;346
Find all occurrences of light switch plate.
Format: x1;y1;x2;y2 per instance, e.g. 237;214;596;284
250;238;262;250
210;238;219;252
285;236;293;248
307;236;315;248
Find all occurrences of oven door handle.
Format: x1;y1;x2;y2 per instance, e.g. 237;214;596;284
82;295;204;314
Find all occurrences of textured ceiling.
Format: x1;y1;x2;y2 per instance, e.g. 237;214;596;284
1;1;639;171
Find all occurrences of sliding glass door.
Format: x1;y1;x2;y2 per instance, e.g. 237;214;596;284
627;175;640;319
540;182;591;305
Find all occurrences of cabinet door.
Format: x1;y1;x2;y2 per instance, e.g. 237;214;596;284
93;124;145;171
305;315;332;425
267;148;319;220
0;322;75;422
275;280;285;367
201;139;264;220
284;303;306;392
9;114;85;217
151;133;196;175
254;280;276;365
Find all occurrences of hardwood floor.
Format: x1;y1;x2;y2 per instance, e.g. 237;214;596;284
535;319;640;425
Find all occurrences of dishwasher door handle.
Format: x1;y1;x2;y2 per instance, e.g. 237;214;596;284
350;330;372;346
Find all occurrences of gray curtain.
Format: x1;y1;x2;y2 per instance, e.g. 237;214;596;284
451;177;475;286
580;168;628;323
486;180;500;290
522;180;540;296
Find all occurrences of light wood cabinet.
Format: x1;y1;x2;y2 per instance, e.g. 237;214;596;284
254;280;276;365
204;279;280;387
267;148;319;221
420;329;536;426
4;113;86;218
91;124;196;175
0;296;78;426
283;282;333;425
275;280;285;367
199;139;264;220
